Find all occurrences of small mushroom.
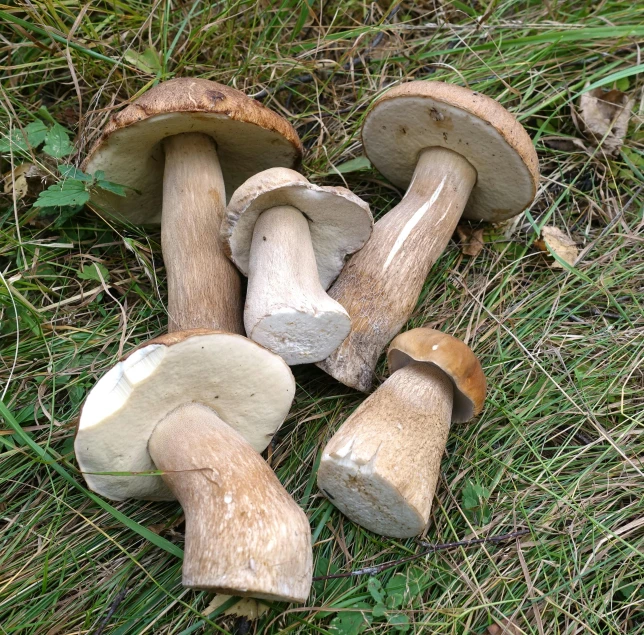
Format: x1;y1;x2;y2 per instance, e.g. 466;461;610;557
318;81;539;391
83;78;302;334
222;168;372;364
75;330;312;602
317;328;486;538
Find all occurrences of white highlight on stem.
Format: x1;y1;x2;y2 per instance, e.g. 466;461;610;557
383;176;446;271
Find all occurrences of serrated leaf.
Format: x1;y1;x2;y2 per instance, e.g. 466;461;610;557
124;47;162;74
42;123;74;158
34;180;89;208
26;121;49;148
96;179;127;197
59;164;92;181
387;614;411;631
77;262;109;283
367;577;385;603
0;128;31;154
328;603;373;635
462;481;492;525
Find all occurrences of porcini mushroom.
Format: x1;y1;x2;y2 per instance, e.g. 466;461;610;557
318;328;486;538
76;330;312;601
318;81;538;391
222;168;372;364
83;78;302;334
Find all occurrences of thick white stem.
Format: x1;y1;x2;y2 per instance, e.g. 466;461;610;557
245;205;351;365
148;402;312;602
318;362;454;538
162;132;243;334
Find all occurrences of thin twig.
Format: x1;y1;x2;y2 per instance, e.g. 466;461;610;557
92;587;129;635
312;529;530;581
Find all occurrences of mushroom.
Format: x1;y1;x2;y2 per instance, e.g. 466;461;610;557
222;168;372;364
75;330;312;602
83;78;302;334
317;328;486;538
318;81;538;391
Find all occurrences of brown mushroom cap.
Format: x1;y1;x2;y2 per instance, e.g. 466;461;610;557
82;78;302;225
387;328;486;423
362;81;539;223
222;167;372;289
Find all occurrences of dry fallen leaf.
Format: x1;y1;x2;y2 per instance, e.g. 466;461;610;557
487;617;522;634
541;136;588;152
535;225;578;269
579;85;634;155
202;594;269;620
456;226;485;257
3;162;47;201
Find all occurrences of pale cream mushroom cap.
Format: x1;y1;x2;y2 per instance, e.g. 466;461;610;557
222;167;373;288
82;78;302;224
362;81;539;222
387;328;486;423
75;330;295;501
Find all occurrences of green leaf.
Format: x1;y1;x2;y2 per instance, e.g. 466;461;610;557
124;47;162;74
96;179;127;197
615;76;630;91
462;481;492;525
59;164;92;181
367;577;385;603
42;123;74;158
329;156;372;175
386;592;403;609
34;180;89;208
77;262;110;283
387;613;411;631
0;128;30;154
371;603;387;618
25;120;49;147
328;603;373;635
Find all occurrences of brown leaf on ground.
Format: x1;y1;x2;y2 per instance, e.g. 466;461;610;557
202;595;269;620
487;618;522;634
579;86;634;155
456;226;485;257
541;136;588;152
3;163;48;201
535;226;578;269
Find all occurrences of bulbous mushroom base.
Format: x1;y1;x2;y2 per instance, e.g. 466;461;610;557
318;363;453;538
245;205;351;365
148;403;312;602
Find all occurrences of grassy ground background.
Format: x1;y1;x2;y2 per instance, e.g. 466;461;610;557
1;1;643;633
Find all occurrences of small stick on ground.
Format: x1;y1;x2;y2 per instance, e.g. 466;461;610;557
312;529;530;581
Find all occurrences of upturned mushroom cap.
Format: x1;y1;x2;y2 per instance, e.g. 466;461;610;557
82;78;302;224
75;329;295;501
387;328;486;423
362;81;539;222
222;167;373;288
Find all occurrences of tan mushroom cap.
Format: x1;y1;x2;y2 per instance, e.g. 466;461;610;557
222;167;372;289
362;81;539;222
75;329;295;501
82;78;303;225
387;328;486;423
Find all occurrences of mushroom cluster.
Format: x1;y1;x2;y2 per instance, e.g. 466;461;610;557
76;78;538;607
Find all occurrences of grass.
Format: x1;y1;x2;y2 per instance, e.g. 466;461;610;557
1;0;643;633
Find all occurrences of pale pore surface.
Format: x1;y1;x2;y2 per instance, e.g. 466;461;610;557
149;403;312;602
245;206;351;365
363;96;535;221
318;148;476;392
84;113;299;224
224;169;372;288
76;333;295;500
318;363;453;538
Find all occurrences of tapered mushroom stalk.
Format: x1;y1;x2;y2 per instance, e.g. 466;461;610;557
149;403;311;600
223;168;372;365
318;81;539;391
318;328;486;538
83;78;303;334
76;330;313;601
